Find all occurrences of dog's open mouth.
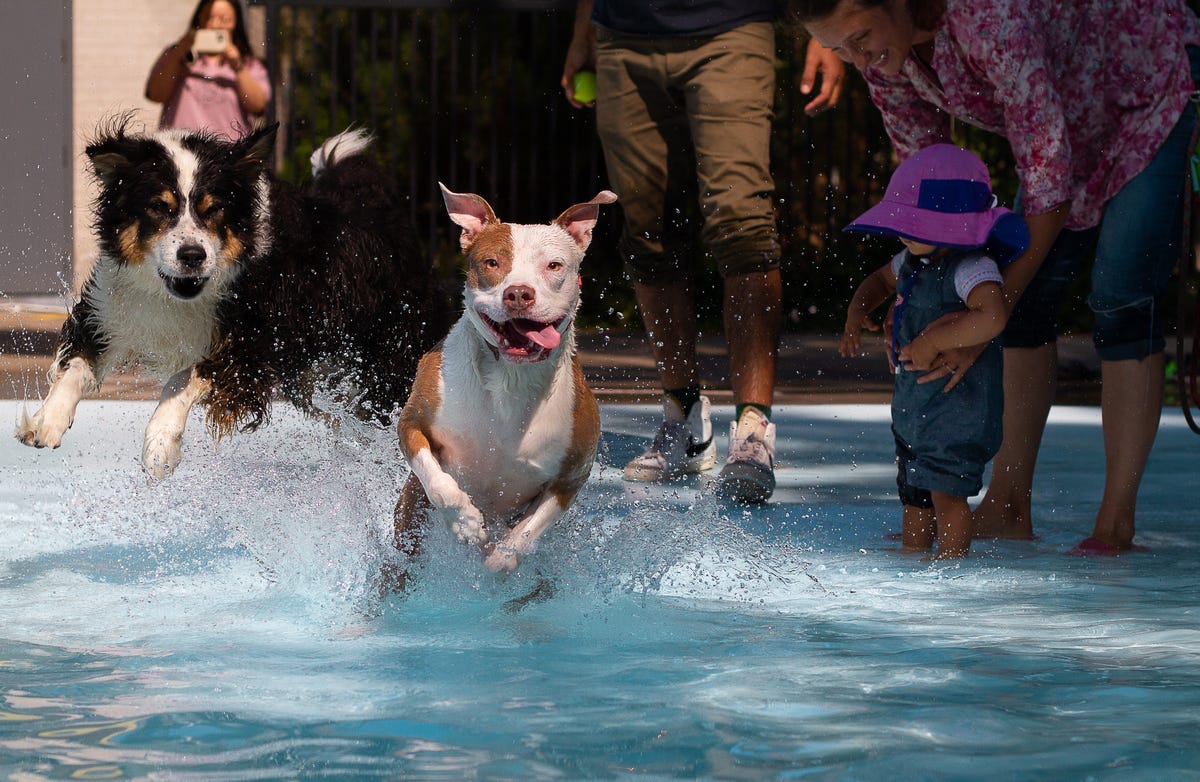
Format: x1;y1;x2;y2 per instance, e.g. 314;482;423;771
159;272;210;300
478;312;564;361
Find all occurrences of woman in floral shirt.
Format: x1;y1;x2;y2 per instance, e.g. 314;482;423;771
792;0;1200;553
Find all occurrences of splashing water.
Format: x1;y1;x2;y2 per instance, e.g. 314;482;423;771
1;400;1198;779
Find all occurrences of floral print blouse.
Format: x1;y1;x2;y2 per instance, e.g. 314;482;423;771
864;0;1200;230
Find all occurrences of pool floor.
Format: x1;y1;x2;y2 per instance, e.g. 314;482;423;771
1;400;1198;780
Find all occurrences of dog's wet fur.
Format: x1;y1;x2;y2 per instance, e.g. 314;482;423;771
18;117;450;474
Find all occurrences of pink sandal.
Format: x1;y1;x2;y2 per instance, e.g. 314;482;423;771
1067;537;1150;557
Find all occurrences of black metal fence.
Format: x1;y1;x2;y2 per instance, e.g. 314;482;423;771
248;0;903;330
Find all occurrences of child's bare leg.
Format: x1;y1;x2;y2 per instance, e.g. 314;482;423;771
901;504;935;552
931;492;972;559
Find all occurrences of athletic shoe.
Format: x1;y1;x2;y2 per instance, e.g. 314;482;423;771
623;395;717;481
717;408;776;503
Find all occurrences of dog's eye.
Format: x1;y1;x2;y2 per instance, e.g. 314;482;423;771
547;260;564;272
483;258;500;269
198;201;224;220
147;199;172;217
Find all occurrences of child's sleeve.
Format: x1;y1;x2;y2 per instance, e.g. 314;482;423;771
954;255;1003;302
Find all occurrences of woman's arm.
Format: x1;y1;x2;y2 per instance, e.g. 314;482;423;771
234;59;269;115
998;203;1070;312
145;34;194;104
899;281;1007;371
217;44;269;116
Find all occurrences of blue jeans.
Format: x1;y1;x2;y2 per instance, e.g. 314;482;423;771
1004;46;1200;360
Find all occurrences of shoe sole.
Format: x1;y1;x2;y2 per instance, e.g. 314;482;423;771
716;463;775;503
622;452;717;482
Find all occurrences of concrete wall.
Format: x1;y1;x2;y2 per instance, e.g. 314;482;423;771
0;2;72;297
71;0;266;289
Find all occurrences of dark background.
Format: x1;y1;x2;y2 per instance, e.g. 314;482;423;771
249;1;1197;342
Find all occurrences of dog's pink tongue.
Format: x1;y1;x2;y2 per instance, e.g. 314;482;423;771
519;322;561;350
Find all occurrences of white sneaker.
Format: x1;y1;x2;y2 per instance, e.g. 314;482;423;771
623;395;717;481
717;408;776;503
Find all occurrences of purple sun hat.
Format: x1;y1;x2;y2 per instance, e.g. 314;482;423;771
846;144;1030;265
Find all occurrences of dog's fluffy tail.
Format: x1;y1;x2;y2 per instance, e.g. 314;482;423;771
309;128;374;178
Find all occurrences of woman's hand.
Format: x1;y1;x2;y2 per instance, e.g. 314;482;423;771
913;343;986;390
221;43;243;71
905;309;980;390
897;333;939;371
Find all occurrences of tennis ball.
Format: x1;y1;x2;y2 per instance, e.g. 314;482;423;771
572;70;597;104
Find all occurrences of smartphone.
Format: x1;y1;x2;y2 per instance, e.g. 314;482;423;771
193;29;229;55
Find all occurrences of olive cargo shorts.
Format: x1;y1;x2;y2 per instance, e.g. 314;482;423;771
594;22;782;283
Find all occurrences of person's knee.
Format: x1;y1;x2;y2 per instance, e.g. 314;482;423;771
710;232;781;278
620;234;690;285
1089;291;1165;360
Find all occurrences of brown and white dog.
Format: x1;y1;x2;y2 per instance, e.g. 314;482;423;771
393;184;616;575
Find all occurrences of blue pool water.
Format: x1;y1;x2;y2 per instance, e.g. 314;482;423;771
1;399;1198;779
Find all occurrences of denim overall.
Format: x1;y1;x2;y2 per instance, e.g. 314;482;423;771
892;249;1004;504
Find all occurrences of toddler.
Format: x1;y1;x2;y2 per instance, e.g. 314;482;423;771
839;144;1030;559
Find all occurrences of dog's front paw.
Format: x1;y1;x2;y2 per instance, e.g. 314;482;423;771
141;433;183;480
448;502;489;547
481;542;519;573
15;406;70;449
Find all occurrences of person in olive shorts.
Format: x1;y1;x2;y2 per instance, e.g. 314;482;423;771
561;0;843;502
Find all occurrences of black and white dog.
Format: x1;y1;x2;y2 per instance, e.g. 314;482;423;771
17;118;450;477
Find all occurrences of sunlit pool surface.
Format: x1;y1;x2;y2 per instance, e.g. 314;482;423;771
1;399;1197;780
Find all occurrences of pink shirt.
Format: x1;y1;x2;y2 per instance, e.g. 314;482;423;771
864;0;1200;230
158;51;271;141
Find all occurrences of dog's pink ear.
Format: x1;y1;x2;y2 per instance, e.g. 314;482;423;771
439;182;499;251
554;190;618;251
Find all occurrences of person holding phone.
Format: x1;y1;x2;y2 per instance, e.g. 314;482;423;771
145;0;271;140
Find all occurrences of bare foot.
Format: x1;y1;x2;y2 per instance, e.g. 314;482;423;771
1088;502;1136;550
972;493;1035;540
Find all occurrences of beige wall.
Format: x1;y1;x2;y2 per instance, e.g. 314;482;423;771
71;0;265;288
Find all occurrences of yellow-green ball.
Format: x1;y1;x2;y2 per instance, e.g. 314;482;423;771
573;70;597;104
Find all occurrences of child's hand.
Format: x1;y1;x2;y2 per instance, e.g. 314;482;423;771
897;333;939;371
839;315;879;358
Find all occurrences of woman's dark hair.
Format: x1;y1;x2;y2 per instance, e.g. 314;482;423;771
786;0;945;32
785;0;848;24
190;0;257;61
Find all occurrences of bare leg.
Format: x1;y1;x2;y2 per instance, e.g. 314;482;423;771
724;269;781;408
931;492;973;559
633;279;698;390
1088;354;1163;549
901;504;935;552
972;343;1057;539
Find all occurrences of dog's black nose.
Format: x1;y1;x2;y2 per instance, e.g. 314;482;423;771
504;284;536;312
177;244;207;271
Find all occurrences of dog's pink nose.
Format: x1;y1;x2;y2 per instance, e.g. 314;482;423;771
503;284;536;313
